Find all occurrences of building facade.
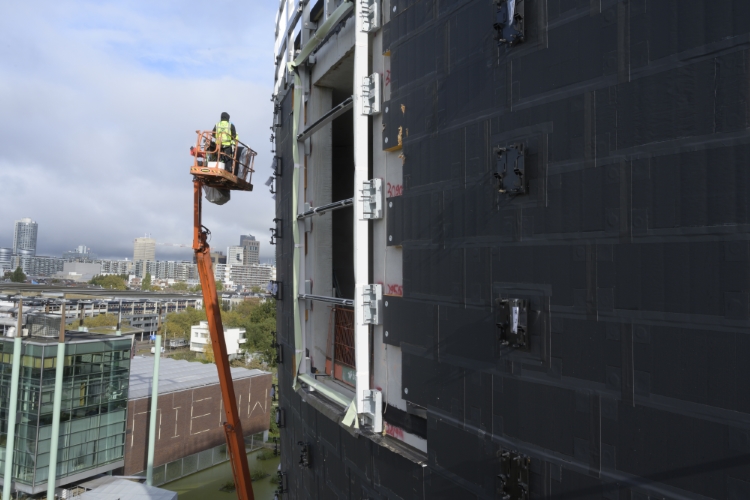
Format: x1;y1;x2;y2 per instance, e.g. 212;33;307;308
98;260;134;276
189;321;246;358
0;248;13;273
12;218;38;256
123;357;271;478
0;333;133;495
214;263;226;283
63;246;97;262
240;235;260;265
12;255;65;277
58;262;102;282
132;237;156;262
225;264;274;289
226;246;244;266
271;0;750;498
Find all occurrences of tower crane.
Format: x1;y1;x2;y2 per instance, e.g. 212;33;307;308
189;131;257;500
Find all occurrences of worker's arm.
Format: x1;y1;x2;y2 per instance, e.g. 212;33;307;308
231;123;237;140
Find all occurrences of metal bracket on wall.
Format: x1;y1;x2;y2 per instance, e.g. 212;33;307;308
497;450;530;500
362;73;382;115
494;0;524;47
270;218;282;245
269;280;282;301
297;96;354;142
274;340;284;364
362;389;383;432
497;298;529;350
494;144;527;196
272;155;282;177
304;280;312;310
298;198;353;219
360;0;380;32
276;407;286;428
361;284;382;325
298;441;311;468
360;179;383;219
266;175;276;194
276;470;287;493
298;294;354;307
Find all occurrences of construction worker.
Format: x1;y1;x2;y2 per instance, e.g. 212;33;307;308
212;112;237;173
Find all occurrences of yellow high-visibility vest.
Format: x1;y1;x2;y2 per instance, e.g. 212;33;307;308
215;120;234;146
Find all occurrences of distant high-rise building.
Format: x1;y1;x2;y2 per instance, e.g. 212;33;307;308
13;218;38;256
0;248;13;272
133;237;156;262
227;246;244;266
240;234;260;265
63;245;97;261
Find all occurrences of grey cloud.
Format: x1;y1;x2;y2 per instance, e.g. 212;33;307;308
0;0;278;262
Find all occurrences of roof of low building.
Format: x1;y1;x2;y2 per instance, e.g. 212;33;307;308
78;478;177;500
128;355;268;399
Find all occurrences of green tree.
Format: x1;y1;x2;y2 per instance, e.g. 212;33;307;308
89;275;127;290
142;272;152;291
203;340;215;363
10;267;26;283
164;307;206;340
160;300;276;366
170;282;188;291
223;299;277;366
189;284;202;293
216;281;224;292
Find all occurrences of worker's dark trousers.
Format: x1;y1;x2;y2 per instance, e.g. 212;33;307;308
234;146;245;176
220;146;233;172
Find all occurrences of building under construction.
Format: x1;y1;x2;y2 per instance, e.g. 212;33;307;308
272;0;750;498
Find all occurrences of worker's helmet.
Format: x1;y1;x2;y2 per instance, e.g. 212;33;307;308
221;112;230;121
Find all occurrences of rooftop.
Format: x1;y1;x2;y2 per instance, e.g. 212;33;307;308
0;330;134;345
128;356;268;399
78;478;176;500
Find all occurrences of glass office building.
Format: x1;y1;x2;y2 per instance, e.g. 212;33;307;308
0;333;133;495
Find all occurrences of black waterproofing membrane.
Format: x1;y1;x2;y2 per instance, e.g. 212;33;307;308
275;0;750;498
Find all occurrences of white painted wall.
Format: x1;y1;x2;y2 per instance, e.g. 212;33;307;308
189;321;246;357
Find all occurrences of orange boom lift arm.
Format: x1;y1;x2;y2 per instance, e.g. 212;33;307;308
191;131;257;500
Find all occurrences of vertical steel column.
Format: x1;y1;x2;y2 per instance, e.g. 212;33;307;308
2;299;23;500
146;334;161;486
46;301;66;500
116;299;123;336
353;0;371;413
78;302;84;330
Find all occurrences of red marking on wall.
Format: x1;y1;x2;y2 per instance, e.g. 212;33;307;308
386;182;403;197
385;423;404;440
386;284;403;297
385;70;391;87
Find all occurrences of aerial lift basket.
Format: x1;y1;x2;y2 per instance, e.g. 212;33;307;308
190;130;259;500
190;130;257;191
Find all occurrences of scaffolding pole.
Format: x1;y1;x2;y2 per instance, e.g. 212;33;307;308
46;301;67;500
2;299;23;500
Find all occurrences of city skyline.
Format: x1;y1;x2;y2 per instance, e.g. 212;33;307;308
0;1;278;267
1;218;275;262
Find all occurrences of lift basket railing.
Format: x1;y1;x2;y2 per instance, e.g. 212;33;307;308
191;130;257;185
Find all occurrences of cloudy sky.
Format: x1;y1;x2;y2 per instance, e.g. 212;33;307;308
0;0;278;262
